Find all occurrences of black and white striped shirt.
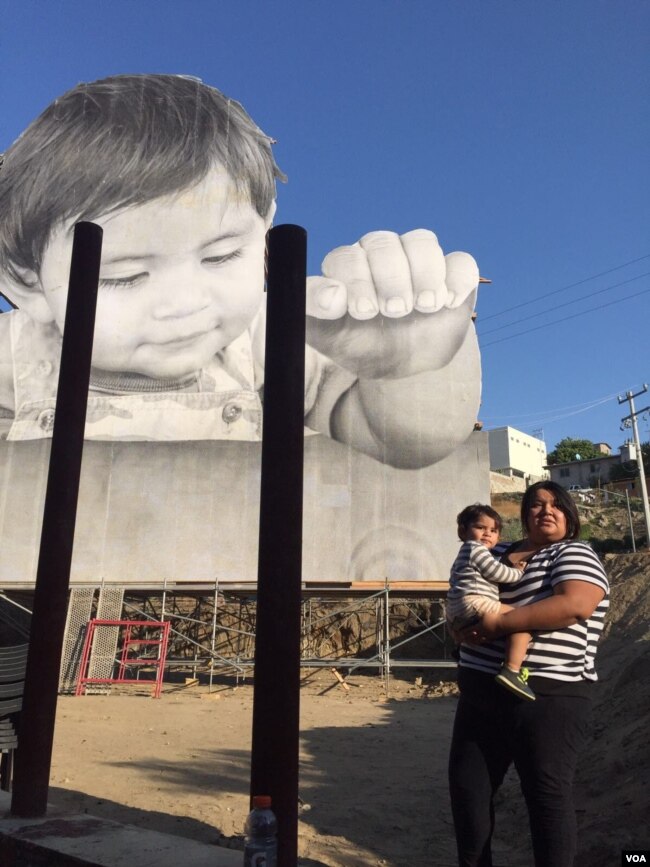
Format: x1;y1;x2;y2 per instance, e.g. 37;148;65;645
459;540;610;682
448;540;523;604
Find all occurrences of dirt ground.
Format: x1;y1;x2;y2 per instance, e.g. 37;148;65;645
48;553;650;867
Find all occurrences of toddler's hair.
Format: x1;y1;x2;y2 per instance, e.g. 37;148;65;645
456;503;502;541
0;74;285;288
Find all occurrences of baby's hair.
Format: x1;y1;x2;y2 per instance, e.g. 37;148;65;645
456;503;502;541
0;74;285;288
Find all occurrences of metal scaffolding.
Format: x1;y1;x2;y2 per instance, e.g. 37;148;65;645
0;581;456;693
121;580;454;690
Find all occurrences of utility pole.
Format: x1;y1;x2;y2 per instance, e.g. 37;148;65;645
618;385;650;551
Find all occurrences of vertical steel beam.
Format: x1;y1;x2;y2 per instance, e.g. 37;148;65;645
12;222;102;817
250;225;306;866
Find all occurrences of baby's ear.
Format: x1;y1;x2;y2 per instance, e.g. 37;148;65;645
1;268;56;323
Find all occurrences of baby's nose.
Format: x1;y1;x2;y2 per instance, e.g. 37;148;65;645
154;275;212;319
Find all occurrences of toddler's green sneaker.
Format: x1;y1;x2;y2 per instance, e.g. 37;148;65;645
495;665;536;701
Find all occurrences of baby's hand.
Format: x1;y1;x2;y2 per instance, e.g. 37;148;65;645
306;230;479;379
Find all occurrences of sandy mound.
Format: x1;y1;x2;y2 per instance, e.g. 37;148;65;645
576;553;650;863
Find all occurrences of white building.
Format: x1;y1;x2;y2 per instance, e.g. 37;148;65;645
488;426;549;482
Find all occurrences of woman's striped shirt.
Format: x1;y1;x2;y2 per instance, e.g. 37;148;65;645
458;540;610;682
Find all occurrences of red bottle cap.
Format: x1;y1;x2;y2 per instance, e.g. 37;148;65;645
252;795;272;809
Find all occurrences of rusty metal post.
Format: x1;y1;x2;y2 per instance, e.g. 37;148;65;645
11;222;102;817
250;224;306;866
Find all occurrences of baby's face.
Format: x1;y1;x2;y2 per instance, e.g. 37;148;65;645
37;167;271;379
464;516;499;549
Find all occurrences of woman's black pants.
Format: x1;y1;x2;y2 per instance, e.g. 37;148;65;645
448;667;592;867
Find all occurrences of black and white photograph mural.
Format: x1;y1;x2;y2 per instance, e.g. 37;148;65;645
0;74;488;586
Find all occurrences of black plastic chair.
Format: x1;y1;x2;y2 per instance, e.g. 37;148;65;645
0;644;28;791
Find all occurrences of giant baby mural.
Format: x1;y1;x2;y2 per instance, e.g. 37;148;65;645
0;74;488;587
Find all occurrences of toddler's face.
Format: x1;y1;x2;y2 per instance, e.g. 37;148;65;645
463;516;499;549
36;167;272;379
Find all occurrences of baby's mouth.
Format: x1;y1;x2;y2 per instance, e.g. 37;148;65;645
158;326;217;347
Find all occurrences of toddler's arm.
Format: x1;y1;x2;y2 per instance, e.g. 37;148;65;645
306;230;480;468
469;543;524;585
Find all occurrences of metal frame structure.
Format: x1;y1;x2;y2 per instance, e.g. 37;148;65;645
0;581;455;693
75;619;170;698
121;580;454;691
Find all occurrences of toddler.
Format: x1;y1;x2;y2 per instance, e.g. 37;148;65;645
446;504;535;700
0;74;481;467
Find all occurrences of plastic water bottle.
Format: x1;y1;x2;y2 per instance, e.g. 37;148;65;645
243;795;278;867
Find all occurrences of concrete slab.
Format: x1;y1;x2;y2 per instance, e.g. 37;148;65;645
0;791;242;866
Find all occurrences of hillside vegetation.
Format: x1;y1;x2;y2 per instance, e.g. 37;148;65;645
492;492;648;552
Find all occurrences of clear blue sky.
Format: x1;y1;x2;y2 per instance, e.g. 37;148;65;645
2;0;649;452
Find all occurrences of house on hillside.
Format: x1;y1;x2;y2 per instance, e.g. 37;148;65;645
547;441;637;489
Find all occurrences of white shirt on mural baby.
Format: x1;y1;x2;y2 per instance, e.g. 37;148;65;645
0;304;355;441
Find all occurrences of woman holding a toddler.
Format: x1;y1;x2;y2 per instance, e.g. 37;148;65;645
448;481;609;867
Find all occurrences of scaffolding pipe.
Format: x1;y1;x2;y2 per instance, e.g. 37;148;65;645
210;579;219;692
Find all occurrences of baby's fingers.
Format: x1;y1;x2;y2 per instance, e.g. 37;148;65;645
321;243;379;320
305;276;348;320
445;251;480;309
359;231;413;318
400;229;448;312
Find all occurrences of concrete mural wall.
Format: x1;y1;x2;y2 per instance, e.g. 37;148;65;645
0;74;488;588
0;433;488;587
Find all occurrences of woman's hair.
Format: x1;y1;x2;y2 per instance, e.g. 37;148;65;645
456;503;502;541
520;481;580;541
0;73;285;288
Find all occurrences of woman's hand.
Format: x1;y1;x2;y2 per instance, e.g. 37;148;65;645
455;611;505;645
477;611;504;639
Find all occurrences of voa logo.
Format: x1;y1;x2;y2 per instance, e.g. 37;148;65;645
625;856;647;863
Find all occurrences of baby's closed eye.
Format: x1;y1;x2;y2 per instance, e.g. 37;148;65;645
99;271;148;290
201;249;243;266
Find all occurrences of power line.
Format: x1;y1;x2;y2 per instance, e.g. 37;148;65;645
481;283;650;348
481;390;627;425
480;253;650;323
483;387;650;442
483;397;628;430
516;401;623;428
478;271;650;337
